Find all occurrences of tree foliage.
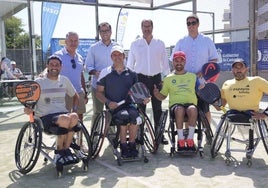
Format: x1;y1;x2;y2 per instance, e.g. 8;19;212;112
4;16;41;49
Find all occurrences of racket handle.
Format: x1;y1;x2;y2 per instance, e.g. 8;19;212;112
117;100;125;106
198;77;206;84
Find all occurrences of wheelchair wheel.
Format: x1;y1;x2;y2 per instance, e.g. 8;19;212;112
141;111;157;153
15;118;42;174
258;120;268;154
155;110;168;150
90;111;110;159
211;115;228;158
198;110;213;145
73;121;92;170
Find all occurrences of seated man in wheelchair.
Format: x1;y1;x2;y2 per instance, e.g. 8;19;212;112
96;45;149;158
154;51;200;152
24;55;81;165
216;58;268;119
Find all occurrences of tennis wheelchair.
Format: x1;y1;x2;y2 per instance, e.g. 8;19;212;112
210;110;268;167
90;105;156;165
14;81;91;177
90;82;157;165
163;105;213;157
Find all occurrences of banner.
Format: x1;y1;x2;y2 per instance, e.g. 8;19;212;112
50;38;97;60
215;40;268;71
41;2;61;59
116;9;129;47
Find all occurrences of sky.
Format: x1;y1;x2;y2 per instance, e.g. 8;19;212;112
15;0;230;50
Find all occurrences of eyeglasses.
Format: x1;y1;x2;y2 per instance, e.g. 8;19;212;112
100;29;111;33
187;21;198;26
71;59;76;69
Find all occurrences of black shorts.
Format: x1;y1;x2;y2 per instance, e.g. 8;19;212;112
112;106;140;126
169;103;196;119
40;112;68;135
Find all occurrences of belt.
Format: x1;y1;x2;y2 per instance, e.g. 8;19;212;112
138;73;161;78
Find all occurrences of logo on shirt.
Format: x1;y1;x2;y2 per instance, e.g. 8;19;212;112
45;97;51;104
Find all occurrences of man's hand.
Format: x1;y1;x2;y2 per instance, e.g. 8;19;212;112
251;111;267;120
24;107;33;115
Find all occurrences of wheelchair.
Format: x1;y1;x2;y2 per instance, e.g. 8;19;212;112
210;110;268;167
14;116;91;177
166;106;213;157
90;105;156;166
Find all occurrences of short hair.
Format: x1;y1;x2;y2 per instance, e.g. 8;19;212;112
186;14;199;23
47;55;62;65
98;22;112;31
66;31;79;39
141;19;153;27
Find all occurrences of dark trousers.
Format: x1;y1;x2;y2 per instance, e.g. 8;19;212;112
138;73;162;130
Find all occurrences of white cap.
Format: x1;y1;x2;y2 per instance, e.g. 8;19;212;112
10;61;16;65
111;45;124;55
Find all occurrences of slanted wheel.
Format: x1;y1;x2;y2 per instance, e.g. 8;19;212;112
211;115;228;158
90;111;109;159
199;110;213;145
73;121;91;170
56;164;63;178
141;110;157;153
258;120;268;154
155;110;168;150
15;118;42;174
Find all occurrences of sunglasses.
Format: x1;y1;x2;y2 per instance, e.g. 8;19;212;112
71;59;76;69
187;21;198;26
100;29;111;33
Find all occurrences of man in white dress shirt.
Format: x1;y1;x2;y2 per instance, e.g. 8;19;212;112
127;19;170;144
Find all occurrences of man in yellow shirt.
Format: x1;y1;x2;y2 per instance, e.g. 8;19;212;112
221;58;268;119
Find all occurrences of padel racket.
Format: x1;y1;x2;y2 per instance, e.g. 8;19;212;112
15;81;41;108
128;82;151;104
201;62;220;83
197;82;226;113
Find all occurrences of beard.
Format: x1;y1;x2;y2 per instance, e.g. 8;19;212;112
175;65;184;72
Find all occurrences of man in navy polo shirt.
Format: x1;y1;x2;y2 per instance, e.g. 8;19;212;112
96;45;149;158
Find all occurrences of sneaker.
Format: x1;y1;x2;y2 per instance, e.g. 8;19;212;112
120;143;130;158
65;148;74;162
76;150;87;159
186;139;196;151
129;142;138;158
177;139;186;152
54;153;65;165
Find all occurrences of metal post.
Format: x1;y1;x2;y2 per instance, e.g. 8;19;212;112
192;0;197;14
95;0;99;41
27;0;35;80
249;0;258;76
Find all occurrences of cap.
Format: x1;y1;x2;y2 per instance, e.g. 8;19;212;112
111;45;124;55
10;61;16;65
47;55;62;64
1;57;10;64
232;58;247;68
173;51;186;60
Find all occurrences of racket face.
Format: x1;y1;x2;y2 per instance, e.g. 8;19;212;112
15;81;41;105
197;83;220;104
129;82;151;104
202;62;220;82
